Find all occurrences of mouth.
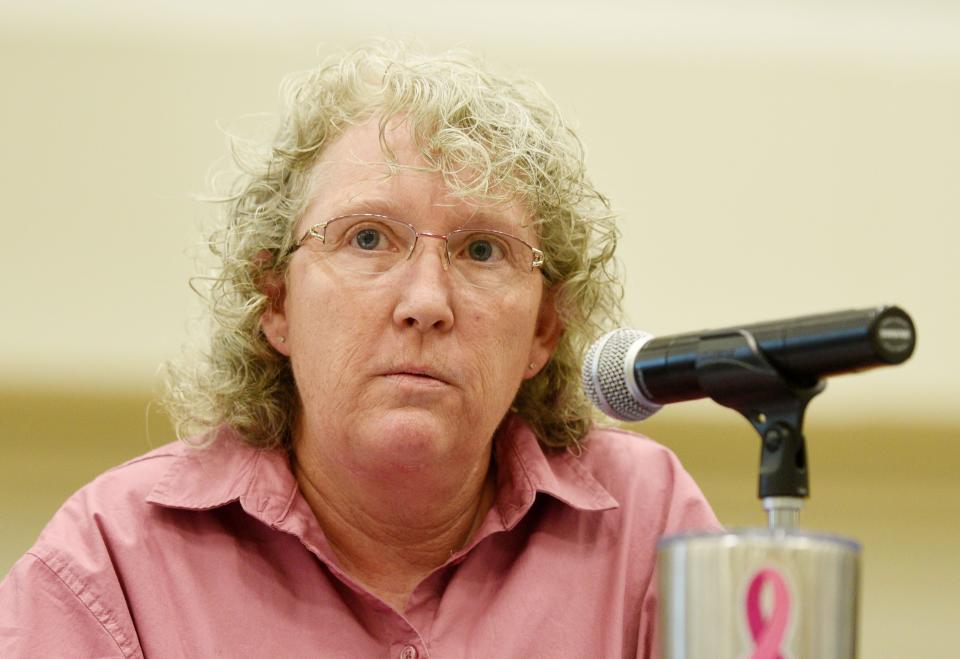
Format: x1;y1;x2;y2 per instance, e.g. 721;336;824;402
381;366;453;386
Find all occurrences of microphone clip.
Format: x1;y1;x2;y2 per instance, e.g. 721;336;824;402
693;329;826;527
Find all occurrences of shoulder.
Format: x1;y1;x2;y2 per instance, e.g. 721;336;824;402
43;441;186;531
28;431;272;560
579;425;678;466
26;441;186;562
0;441;192;659
574;424;686;490
573;425;721;534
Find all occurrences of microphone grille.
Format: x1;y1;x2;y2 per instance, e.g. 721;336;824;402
582;328;660;422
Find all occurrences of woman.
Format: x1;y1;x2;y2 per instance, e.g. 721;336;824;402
1;44;719;658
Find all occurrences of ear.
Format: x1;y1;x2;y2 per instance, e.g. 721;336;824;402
257;252;291;357
524;287;564;380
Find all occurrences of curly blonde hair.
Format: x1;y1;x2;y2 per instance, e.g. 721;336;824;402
163;42;623;451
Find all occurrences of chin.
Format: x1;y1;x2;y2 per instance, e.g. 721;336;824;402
356;408;458;473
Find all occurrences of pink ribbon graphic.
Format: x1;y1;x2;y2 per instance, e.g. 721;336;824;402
745;568;791;659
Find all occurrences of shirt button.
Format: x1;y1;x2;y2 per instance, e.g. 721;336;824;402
399;645;418;659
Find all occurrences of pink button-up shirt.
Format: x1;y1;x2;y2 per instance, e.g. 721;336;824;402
1;417;719;658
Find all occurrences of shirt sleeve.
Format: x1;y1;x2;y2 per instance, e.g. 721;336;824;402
0;552;132;658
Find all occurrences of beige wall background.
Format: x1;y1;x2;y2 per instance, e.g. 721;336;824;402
1;1;957;656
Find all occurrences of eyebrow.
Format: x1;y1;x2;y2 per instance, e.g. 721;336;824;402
332;197;399;219
332;197;524;233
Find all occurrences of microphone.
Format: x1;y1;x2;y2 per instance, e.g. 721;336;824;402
582;306;916;421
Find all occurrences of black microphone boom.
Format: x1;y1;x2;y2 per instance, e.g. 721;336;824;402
638;305;915;404
583;306;916;422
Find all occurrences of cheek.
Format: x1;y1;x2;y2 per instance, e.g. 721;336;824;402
462;293;539;379
285;273;382;374
288;269;371;332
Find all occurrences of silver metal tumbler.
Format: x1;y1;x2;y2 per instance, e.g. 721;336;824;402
657;529;860;659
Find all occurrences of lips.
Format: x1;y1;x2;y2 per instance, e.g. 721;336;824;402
381;365;453;386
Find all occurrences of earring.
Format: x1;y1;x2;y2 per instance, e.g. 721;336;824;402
278;336;286;344
528;362;536;370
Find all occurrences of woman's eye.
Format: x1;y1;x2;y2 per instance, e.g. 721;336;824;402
353;228;382;250
468;239;493;261
464;237;505;262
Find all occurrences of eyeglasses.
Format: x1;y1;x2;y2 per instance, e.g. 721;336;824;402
289;214;545;290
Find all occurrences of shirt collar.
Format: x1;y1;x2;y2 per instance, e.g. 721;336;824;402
145;416;618;529
145;427;299;526
492;415;619;529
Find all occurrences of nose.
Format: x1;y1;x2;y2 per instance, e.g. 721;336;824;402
391;235;455;332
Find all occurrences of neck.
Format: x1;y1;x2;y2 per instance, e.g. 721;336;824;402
292;437;496;611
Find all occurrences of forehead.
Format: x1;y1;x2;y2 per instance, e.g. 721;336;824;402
304;119;531;235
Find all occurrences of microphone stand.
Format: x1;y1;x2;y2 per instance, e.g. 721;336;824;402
657;330;860;658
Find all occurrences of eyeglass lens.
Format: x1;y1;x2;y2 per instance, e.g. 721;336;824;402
313;215;536;289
